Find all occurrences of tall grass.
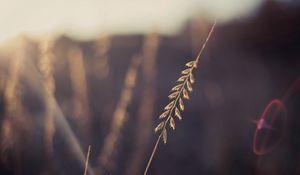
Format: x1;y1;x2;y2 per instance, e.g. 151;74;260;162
97;54;142;174
93;35;111;80
1;52;24;156
125;32;160;175
38;38;56;156
67;45;91;144
68;46;90;121
143;21;216;175
1;37;32;175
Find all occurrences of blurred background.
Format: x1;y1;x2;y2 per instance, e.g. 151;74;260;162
0;0;300;174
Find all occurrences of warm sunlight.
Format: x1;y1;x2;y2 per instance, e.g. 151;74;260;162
0;0;262;41
0;1;299;175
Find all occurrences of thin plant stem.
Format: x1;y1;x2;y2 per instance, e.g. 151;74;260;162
143;133;162;175
84;145;91;175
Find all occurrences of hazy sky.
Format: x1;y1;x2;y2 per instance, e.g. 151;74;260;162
0;0;263;41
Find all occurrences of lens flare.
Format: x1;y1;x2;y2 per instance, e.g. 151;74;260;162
252;99;287;156
253;77;300;158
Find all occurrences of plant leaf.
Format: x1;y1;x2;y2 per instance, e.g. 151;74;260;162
164;101;174;110
159;110;169;119
183;89;190;99
162;129;167;144
170;117;175;130
155;122;164;132
175;107;182;120
179;98;184;111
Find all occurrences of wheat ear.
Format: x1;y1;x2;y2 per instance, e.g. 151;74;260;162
143;21;216;175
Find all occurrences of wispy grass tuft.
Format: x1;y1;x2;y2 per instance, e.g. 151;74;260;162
143;21;216;175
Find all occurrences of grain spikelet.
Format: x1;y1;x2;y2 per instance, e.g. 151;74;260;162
184;89;190;99
185;61;196;67
170;117;175;130
159;110;169;119
181;68;192;74
175;108;182;120
187;81;193;92
177;75;187;82
179;98;184;111
171;84;182;91
164;101;174;110
155;122;164;132
168;91;179;99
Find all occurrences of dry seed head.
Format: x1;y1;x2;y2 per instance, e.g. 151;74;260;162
156;59;197;144
144;21;216;175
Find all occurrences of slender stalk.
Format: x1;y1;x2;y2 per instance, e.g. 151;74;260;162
143;20;216;175
84;145;91;175
195;20;216;63
143;133;162;175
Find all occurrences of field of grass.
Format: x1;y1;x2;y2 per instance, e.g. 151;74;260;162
0;2;300;175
